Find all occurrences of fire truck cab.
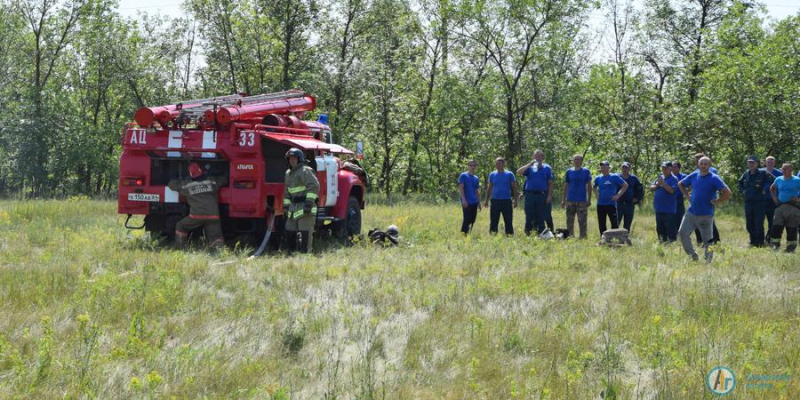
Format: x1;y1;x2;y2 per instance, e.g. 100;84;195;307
117;90;366;246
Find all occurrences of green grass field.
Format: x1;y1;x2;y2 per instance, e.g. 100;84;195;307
0;199;797;399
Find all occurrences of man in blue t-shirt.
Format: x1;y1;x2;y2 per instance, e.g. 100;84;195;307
762;156;783;242
561;154;592;239
517;149;553;235
484;157;518;235
738;155;774;247
651;162;679;242
617;162;643;232
593;161;628;235
691;153;721;245
768;162;800;252
458;160;481;234
672;160;688;231
678;156;732;262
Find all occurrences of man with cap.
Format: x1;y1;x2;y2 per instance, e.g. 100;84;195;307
593;161;628;235
562;154;592;239
769;162;800;253
671;161;688;231
678;156;732;262
517;149;553;235
283;148;320;253
738;155;774;247
616;162;643;232
762;156;782;242
484;157;519;235
458;160;481;234
168;162;229;250
650;162;679;242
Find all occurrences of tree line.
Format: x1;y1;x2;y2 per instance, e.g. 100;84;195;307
0;0;797;198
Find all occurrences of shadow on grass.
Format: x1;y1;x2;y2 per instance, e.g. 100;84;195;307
120;230;362;258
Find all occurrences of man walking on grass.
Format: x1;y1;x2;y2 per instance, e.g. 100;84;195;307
678;157;732;262
458;160;481;234
617;162;643;232
517;149;553;236
738;156;773;247
484;157;518;235
651;162;678;242
763;156;782;242
593;161;628;235
769;162;800;253
692;153;721;245
562;154;592;239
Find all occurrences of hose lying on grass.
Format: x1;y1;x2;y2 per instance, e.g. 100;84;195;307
251;207;275;257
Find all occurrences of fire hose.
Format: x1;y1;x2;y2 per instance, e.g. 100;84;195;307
250;206;276;257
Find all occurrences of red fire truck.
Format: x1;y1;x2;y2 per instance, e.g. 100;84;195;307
117;90;366;248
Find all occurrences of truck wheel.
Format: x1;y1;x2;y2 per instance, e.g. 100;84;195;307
336;196;361;239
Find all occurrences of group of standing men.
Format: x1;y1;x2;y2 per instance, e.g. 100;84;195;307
738;155;800;252
457;150;799;261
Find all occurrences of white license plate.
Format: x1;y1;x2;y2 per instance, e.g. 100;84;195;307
128;193;160;202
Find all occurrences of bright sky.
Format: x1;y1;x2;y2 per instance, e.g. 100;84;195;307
118;0;799;64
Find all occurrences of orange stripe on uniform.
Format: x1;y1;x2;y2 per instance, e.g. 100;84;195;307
189;214;220;220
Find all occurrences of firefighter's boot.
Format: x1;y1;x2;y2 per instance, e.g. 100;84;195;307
770;225;784;250
174;231;189;250
284;230;297;254
209;238;225;254
787;227;798;253
298;231;313;254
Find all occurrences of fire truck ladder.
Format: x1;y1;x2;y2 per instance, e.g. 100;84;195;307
178;90;307;122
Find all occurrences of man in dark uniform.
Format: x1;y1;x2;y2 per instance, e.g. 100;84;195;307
283;148;320;254
616;162;643;232
169;162;228;250
737;155;774;247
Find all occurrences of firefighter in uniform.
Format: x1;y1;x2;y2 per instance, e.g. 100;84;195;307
168;162;228;250
283;148;320;253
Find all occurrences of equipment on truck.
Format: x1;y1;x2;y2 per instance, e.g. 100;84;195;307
118;91;366;253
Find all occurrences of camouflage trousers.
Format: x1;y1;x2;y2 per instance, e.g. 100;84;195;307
566;201;589;239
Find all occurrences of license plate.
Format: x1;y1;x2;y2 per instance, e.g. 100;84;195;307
128;193;160;202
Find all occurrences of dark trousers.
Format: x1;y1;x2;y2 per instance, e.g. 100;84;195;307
524;192;547;235
545;202;554;231
675;200;686;232
744;200;767;246
490;199;514;235
765;200;777;242
656;212;677;242
597;205;619;235
461;203;479;234
616;202;635;231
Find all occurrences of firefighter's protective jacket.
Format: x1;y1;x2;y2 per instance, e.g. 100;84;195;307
168;176;228;217
283;164;320;220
